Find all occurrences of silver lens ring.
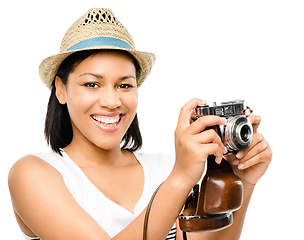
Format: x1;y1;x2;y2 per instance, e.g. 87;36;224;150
224;116;253;151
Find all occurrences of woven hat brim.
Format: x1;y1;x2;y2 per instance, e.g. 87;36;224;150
39;45;155;90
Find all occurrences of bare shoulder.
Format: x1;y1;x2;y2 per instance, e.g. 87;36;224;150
8;155;63;192
8;155;66;237
8;154;67;217
9;154;60;173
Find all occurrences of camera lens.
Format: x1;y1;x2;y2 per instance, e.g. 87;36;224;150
223;116;253;151
240;124;251;142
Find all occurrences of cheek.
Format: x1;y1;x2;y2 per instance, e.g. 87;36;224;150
124;92;138;113
65;89;95;121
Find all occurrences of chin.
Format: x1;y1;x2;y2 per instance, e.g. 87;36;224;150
91;138;123;151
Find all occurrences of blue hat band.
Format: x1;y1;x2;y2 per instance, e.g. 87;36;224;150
67;37;134;51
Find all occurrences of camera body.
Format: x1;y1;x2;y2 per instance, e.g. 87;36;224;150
193;100;253;152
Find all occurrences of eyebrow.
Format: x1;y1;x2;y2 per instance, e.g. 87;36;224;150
80;73;103;78
80;73;136;80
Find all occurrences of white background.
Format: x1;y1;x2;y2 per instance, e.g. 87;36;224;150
1;0;303;239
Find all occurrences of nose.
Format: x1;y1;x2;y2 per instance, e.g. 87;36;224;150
99;86;122;109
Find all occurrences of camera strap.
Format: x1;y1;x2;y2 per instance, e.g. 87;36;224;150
143;183;163;240
142;182;188;240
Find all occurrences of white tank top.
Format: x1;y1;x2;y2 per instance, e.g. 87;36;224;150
21;150;176;239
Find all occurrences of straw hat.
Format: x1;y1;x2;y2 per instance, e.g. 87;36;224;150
39;8;156;90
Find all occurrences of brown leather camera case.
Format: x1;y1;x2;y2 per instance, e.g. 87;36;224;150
179;155;243;232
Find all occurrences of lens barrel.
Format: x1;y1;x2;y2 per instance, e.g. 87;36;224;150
223;116;253;151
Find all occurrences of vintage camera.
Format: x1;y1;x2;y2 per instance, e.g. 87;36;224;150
193;100;253;152
179;100;253;235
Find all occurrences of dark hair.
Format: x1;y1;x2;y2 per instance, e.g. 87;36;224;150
44;49;142;155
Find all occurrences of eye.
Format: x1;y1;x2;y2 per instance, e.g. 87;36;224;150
118;84;134;89
84;82;99;88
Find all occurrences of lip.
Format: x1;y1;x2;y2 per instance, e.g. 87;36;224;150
91;113;124;132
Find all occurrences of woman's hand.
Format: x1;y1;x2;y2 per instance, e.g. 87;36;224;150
172;98;228;189
226;115;272;188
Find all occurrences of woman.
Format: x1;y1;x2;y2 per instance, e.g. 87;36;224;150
8;8;272;240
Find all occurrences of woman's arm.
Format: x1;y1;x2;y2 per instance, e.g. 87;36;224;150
7;156;203;240
175;115;272;240
9;155;189;240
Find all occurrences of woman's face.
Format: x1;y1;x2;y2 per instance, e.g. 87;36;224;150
56;51;138;150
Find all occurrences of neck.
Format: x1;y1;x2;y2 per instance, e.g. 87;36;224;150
63;138;131;168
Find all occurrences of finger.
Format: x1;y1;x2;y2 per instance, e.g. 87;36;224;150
177;98;207;128
238;138;269;164
238;145;272;170
236;132;263;159
200;143;226;164
189;115;227;134
195;129;227;153
196;129;223;144
248;115;261;132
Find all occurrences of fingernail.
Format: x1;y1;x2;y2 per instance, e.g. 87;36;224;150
259;134;263;141
215;156;222;164
236;152;244;159
221;118;227;124
224;147;228;154
233;160;239;165
238;163;245;170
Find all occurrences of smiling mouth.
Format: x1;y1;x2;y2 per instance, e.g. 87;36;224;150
91;114;122;127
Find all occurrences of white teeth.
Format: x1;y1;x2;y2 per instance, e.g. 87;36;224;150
92;115;121;125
